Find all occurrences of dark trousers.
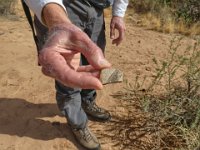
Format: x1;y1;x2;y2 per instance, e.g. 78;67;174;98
34;0;106;129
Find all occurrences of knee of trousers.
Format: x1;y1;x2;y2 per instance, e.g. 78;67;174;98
56;91;88;128
56;90;81;114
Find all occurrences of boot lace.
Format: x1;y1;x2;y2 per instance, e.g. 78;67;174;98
90;102;103;113
82;127;93;142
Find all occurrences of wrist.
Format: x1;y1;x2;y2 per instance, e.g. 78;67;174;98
112;16;123;19
42;3;71;29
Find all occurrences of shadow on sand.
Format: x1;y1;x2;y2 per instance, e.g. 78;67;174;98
0;98;84;149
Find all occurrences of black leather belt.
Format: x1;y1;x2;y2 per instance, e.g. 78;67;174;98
83;0;113;9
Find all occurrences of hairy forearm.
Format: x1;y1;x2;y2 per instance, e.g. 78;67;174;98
42;3;71;28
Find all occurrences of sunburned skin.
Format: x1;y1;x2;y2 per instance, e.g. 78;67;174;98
38;3;127;90
38;23;111;89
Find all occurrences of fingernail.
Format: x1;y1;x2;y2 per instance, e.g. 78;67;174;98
97;83;103;90
93;80;103;90
99;59;111;67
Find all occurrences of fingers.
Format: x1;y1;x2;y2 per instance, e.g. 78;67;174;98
39;23;112;89
49;24;111;70
77;65;97;72
77;65;100;78
61;69;103;89
110;16;126;46
112;26;125;46
110;23;115;39
68;28;111;69
39;49;103;89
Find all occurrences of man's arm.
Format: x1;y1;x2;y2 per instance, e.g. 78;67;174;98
110;0;128;46
24;1;111;89
24;0;66;25
42;3;70;28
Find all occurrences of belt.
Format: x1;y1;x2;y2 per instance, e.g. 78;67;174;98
83;0;112;9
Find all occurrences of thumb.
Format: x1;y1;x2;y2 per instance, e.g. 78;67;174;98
70;30;111;69
80;40;111;69
47;24;111;70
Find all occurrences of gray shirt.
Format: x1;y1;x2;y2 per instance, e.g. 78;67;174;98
24;0;128;23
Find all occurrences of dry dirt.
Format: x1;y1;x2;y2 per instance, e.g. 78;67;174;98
0;4;197;150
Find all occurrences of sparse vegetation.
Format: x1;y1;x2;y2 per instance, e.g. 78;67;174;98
128;0;200;35
0;0;17;15
106;37;200;149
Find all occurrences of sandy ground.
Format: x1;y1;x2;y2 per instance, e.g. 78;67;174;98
0;4;197;150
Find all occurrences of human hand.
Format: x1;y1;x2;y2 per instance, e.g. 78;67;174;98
110;16;126;46
39;23;111;90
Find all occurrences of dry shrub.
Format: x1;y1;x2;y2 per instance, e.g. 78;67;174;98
106;38;200;150
128;0;200;35
0;0;17;15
